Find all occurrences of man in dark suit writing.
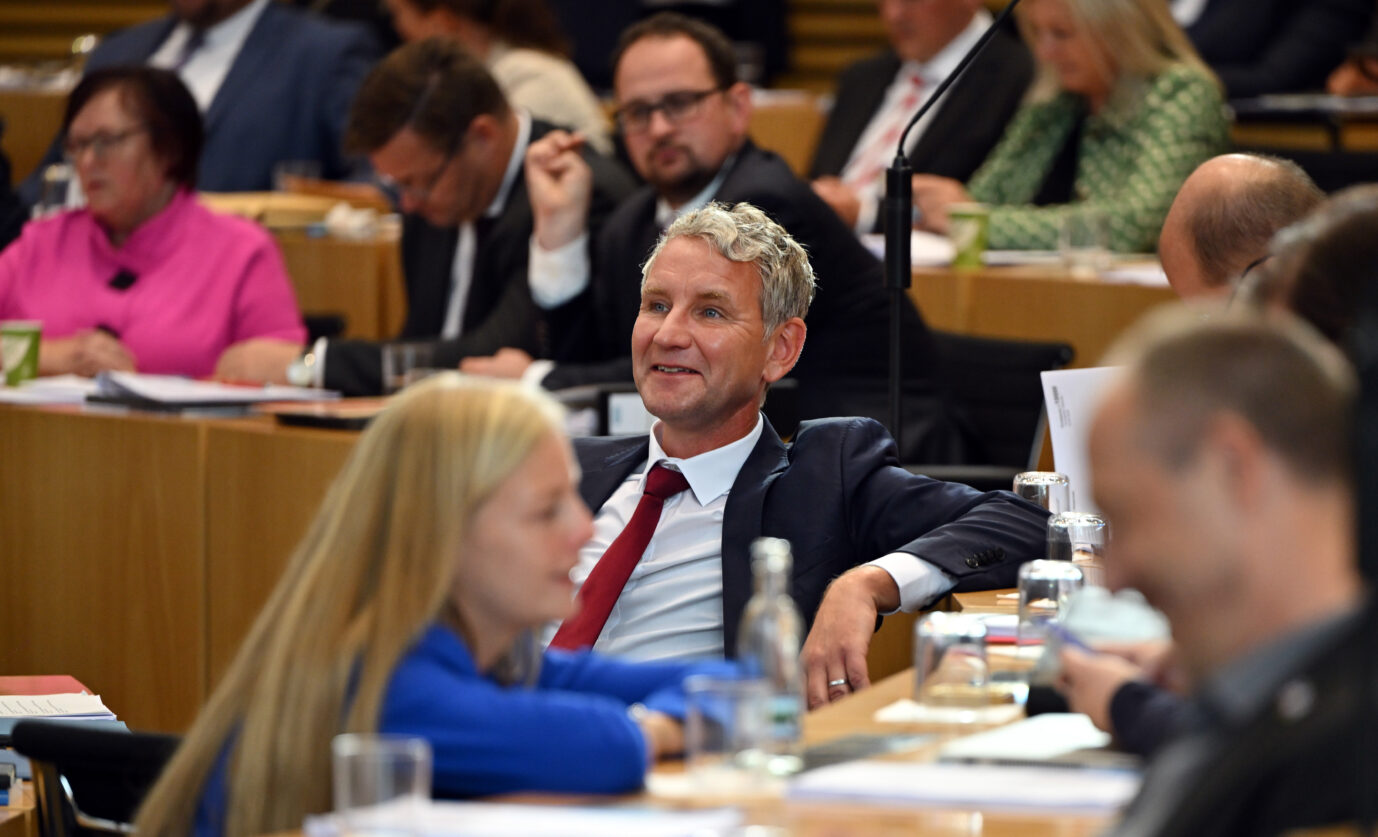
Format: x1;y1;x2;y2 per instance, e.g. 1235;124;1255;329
542;201;1047;708
288;39;634;393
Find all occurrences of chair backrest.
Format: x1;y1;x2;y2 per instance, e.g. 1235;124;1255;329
11;720;180;837
931;330;1075;468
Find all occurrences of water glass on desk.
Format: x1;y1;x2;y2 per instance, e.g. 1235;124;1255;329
381;342;441;395
332;733;431;835
913;612;990;710
1012;471;1070;514
1059;208;1111;279
1047;511;1109;586
682;675;775;794
1017;559;1085;659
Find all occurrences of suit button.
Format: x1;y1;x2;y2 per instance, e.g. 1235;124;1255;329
965;557;980;568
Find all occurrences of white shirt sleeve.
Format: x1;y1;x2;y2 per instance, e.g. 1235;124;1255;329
866;552;957;613
522;358;556;387
854;194;879;236
528;232;591;309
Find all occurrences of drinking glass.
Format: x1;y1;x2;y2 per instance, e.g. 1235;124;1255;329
331;733;431;835
1059;209;1110;279
913;612;990;710
1012;471;1071;514
381;342;441;394
683;675;775;793
1017;559;1085;653
1047;511;1109;586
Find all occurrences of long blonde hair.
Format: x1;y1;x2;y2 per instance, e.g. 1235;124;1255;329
1019;0;1218;102
136;374;566;837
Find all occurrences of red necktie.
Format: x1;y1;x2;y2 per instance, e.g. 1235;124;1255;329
549;463;690;650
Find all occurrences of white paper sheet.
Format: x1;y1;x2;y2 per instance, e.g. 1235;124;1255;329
1041;366;1120;512
0;693;114;719
94;371;338;405
788;759;1140;812
0;374;98;404
938;713;1133;768
303;799;742;837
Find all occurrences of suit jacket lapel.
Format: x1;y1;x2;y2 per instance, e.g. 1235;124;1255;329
720;418;791;654
203;2;281;134
577;437;649;512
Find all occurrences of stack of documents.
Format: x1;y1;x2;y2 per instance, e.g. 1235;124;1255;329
89;371;337;411
789;759;1139;812
0;693;114;720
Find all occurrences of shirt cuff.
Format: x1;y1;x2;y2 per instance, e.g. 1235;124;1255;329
867;552;956;613
310;336;328;388
855;194;879;235
522;358;556;387
528;232;591;309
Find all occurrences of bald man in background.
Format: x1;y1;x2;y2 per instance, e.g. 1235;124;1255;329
1157;153;1323;299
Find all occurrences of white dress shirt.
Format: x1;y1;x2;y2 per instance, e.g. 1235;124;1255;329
148;0;270;112
315;112;533;385
1171;0;1211;27
542;414;956;662
843;11;992;234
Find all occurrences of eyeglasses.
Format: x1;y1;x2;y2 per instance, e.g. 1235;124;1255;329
614;88;724;133
375;143;459;204
62;125;147;161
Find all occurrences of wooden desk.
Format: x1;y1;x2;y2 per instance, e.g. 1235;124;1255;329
0;87;65;185
273;231;405;341
910;264;1176;369
0;406;359;733
0;784;34;837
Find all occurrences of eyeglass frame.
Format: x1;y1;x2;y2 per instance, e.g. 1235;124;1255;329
613;87;727;134
374;136;464;204
62;125;149;162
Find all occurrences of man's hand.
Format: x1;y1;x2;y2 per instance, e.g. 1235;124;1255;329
39;330;137;377
801;565;900;710
213;338;302;384
910;174;971;235
525;129;593;250
811;176;862;230
1055;646;1146;733
459;347;534;379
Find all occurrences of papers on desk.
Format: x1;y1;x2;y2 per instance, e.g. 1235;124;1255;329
873;699;1023;726
0;374;97;404
939;713;1140;770
0;693;113;719
89;371;338;411
789;759;1139;812
1041;366;1120;512
303;799;742;837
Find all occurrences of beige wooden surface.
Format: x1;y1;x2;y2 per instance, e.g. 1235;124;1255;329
204;420;358;686
0;406;207;734
910;264;1177;369
273;231;406;341
0;87;65;185
0;784;34;837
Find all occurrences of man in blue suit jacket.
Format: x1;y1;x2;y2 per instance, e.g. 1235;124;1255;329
22;0;377;201
559;201;1047;710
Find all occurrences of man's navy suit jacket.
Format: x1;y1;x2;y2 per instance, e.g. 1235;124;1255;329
574;416;1048;654
22;2;378;200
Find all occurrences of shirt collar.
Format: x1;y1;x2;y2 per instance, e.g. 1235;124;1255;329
653;151;736;229
484;109;531;220
176;0;269;53
643;412;763;506
905;10;993;86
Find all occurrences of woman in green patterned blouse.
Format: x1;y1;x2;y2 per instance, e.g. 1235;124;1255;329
911;0;1229;253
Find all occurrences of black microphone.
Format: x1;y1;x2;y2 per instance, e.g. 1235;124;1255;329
882;0;1025;452
108;269;138;291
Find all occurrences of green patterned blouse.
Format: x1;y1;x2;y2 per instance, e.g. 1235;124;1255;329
966;64;1229;253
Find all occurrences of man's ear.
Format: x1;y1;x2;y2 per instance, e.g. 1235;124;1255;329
465;113;500;155
763;317;807;384
724;81;753;137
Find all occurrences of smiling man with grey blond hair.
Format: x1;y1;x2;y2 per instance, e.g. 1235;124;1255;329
549;200;1048;709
